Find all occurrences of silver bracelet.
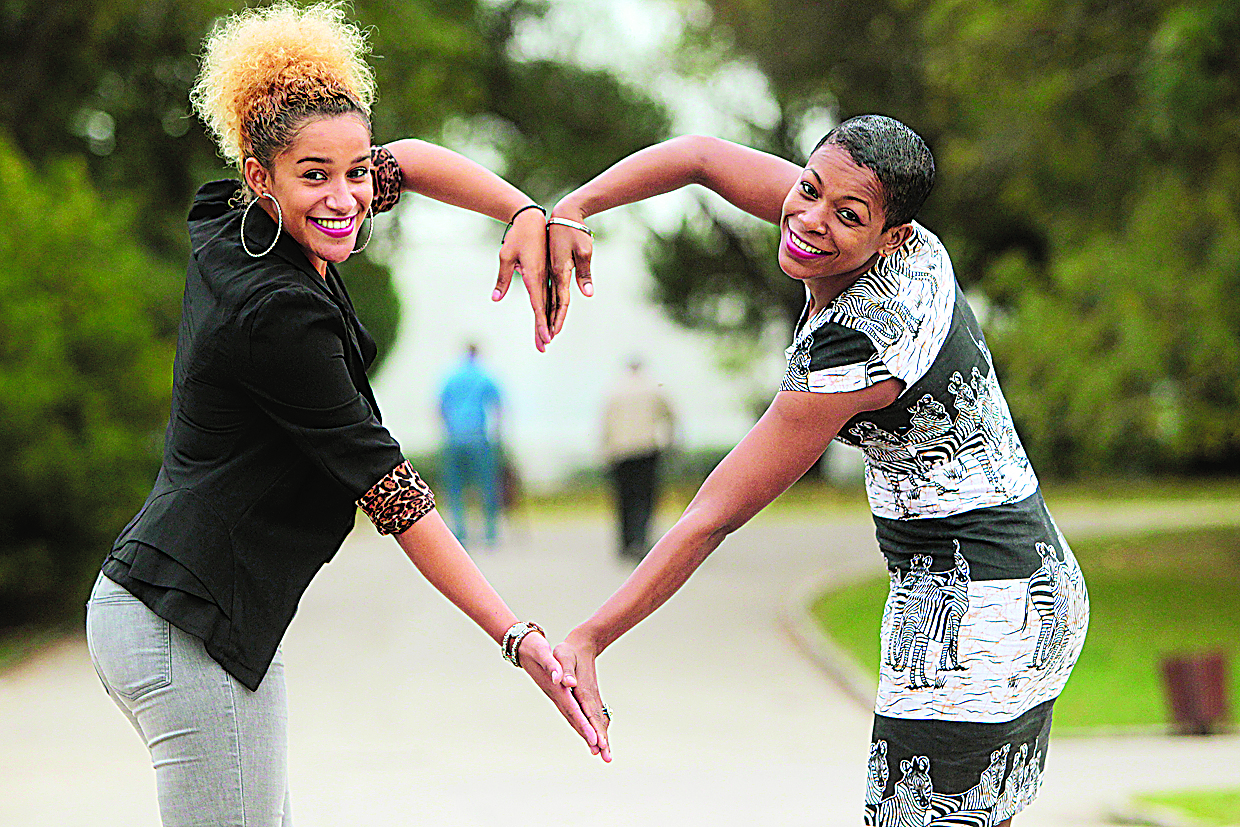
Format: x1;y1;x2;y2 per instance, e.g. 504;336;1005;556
501;620;545;668
547;216;594;237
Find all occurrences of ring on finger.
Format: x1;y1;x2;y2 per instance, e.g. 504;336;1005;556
601;703;611;721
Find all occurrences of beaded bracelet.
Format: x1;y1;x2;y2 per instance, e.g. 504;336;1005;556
501;620;545;668
501;203;547;244
547;216;594;238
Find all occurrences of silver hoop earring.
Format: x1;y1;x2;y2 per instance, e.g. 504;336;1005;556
352;206;374;254
241;192;282;258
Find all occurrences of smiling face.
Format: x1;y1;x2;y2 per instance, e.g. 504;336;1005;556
778;143;912;303
243;113;373;275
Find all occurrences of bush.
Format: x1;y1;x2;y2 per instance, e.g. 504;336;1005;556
987;173;1240;476
0;137;177;627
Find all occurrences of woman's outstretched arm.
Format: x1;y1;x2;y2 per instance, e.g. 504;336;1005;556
554;379;902;762
392;508;602;758
546;135;802;333
382;139;554;351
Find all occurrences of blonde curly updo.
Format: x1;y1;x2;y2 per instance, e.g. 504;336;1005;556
190;0;377;171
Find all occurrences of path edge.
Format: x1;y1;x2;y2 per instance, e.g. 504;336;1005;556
780;566;880;711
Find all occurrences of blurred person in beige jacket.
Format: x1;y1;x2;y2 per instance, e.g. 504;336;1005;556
602;359;675;560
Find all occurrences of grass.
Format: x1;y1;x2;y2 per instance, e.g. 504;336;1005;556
811;524;1240;731
1134;789;1240;825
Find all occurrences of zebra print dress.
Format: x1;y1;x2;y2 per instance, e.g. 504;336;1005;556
782;222;1089;827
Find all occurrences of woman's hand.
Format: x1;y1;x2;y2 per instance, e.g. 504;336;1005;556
380;140;558;351
546;206;595;337
494;207;553;351
553;632;611;762
517;631;602;757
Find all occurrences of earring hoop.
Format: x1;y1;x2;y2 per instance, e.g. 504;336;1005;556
241;192;282;258
352;206;374;254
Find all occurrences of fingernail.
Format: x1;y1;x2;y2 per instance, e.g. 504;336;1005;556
583;283;594;297
492;289;503;301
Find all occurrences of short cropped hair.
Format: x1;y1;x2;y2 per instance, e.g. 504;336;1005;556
813;115;935;229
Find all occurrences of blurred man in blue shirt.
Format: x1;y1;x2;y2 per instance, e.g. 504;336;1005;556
438;343;503;545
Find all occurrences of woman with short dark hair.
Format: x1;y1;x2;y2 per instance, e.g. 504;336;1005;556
548;116;1089;826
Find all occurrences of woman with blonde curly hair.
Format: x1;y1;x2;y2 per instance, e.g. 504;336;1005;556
83;4;596;824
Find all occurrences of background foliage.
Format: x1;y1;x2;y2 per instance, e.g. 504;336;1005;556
0;139;176;623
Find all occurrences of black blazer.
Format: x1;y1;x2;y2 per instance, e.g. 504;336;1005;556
104;178;407;690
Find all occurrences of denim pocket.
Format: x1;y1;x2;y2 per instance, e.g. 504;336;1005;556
86;577;173;701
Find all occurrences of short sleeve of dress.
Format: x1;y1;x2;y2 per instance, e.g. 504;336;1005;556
781;320;892;394
370;145;403;214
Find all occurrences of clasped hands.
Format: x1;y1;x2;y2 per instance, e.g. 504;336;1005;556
490;203;596;352
517;628;612;763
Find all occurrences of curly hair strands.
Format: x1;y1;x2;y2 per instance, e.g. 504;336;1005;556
814;115;936;229
189;1;377;172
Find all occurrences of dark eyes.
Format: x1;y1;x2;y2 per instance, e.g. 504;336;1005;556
302;167;372;182
799;180;864;224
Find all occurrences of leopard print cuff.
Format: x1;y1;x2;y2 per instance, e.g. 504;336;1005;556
370;145;403;215
357;460;435;535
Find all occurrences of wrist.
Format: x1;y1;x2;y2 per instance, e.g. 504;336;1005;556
501;620;545;667
551;195;590;222
565;625;604;658
500;203;546;244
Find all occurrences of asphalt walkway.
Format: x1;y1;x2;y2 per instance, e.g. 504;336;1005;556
1;499;1238;826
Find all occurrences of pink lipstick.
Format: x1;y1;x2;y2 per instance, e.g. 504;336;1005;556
309;215;356;239
783;229;829;261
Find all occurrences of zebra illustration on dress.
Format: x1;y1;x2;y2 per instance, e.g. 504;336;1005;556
873;756;933;827
947;367;1014;495
852;420;953;517
1020;747;1046;811
882;567;903;646
781;338;813;392
887;547;971;690
866;740;890;811
928;743;1009;817
910;394;1005;493
1020;542;1071;671
827;292;922;349
851;395;996;517
992;742;1046;822
869;752;996;827
938;544;971;672
964;327;1032;475
885;555;931;670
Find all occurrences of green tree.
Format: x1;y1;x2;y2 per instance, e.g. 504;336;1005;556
920;0;1240;473
0;137;176;626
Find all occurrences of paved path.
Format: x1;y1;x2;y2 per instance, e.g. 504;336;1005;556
2;500;1238;826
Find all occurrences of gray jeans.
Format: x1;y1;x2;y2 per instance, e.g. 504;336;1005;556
85;573;292;826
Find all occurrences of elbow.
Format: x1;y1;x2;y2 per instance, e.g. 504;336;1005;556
677;135;724;187
682;501;744;549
